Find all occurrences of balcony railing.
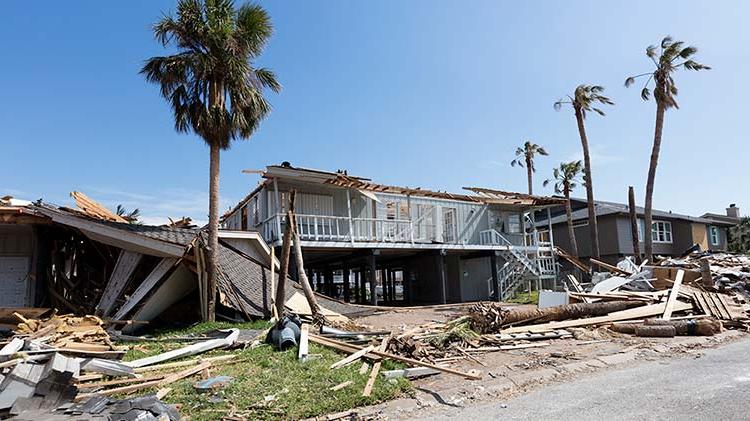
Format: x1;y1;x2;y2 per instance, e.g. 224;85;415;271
262;213;435;244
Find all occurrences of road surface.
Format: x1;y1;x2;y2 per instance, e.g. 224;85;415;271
425;338;750;420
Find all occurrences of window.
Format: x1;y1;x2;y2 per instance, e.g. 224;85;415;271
251;197;260;226
710;226;720;246
652;221;673;243
507;214;522;234
240;206;248;231
637;219;673;243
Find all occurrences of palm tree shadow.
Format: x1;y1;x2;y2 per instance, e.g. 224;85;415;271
415;387;463;408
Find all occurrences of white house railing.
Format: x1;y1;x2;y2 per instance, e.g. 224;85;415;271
261;213;435;244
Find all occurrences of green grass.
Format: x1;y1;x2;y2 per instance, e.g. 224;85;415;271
507;290;539;304
119;322;411;420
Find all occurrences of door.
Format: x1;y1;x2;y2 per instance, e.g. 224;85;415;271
442;208;457;243
0;257;30;307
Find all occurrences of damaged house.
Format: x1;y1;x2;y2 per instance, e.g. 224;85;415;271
537;198;738;264
222;163;566;304
0;193;323;328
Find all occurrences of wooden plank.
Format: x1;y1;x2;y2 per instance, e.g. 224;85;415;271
501;301;693;333
298;324;310;362
590;258;632;276
362;336;389;397
692;293;707;315
330;345;375;369
330;380;353;391
701;292;721;318
75;361;211;402
312;334;481;382
96;250;143;317
708;293;732;320
662;269;684;320
113;257;178;320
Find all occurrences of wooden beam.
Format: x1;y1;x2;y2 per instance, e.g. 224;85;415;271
662;270;684;320
590;258;632;276
311;334;480;380
298;324;309;362
113;258;178;320
501;301;693;333
96;250;143;317
363;336;389;397
330;345;375;369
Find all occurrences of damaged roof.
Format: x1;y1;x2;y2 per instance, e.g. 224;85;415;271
225;163;563;218
542;198;737;227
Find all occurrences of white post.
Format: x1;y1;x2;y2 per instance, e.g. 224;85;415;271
273;177;282;244
547;207;554;247
407;195;414;245
346;189;355;245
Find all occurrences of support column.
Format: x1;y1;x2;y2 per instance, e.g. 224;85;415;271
343;265;351;303
359;267;367;304
403;266;412;305
315;270;322;292
437;250;447;304
324;267;333;297
384;269;391;303
490;253;500;302
368;252;378;305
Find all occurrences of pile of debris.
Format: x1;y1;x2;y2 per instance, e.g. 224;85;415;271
0;312;245;419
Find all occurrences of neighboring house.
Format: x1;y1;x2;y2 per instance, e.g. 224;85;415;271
536;198;737;264
223;163;566;305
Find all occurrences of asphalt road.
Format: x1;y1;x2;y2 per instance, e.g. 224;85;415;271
426;338;750;421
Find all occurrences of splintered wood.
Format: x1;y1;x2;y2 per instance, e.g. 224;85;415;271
14;313;116;352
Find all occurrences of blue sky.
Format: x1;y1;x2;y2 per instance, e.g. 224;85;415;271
1;1;747;224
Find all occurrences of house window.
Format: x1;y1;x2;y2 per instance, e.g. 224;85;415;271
240;206;248;231
710;226;720;246
507;214;522;234
652;221;673;243
637;219;673;243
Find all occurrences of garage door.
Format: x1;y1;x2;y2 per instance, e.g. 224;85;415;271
0;257;30;307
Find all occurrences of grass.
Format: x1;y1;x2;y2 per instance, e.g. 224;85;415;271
507;290;539;305
119;322;411;420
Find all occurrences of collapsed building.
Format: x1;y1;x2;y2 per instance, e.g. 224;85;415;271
0;194;358;328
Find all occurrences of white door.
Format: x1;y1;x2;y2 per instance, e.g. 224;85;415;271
0;257;30;307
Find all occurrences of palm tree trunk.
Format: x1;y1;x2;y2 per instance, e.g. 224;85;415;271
574;108;600;258
274;190;295;318
564;186;579;257
628;186;641;264
206;142;220;322
525;156;533;195
644;102;666;262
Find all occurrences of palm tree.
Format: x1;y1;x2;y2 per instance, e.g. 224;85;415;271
625;36;710;262
142;0;281;321
510;141;548;195
554;85;613;259
544;161;584;257
115;205;141;224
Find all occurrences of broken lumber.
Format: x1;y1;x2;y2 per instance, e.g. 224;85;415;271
298;324;310;362
330;380;353;391
330;345;375;369
469;300;644;333
662;269;684;320
311;334;481;380
590;258;632;276
362;336;389;397
501;301;694;333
